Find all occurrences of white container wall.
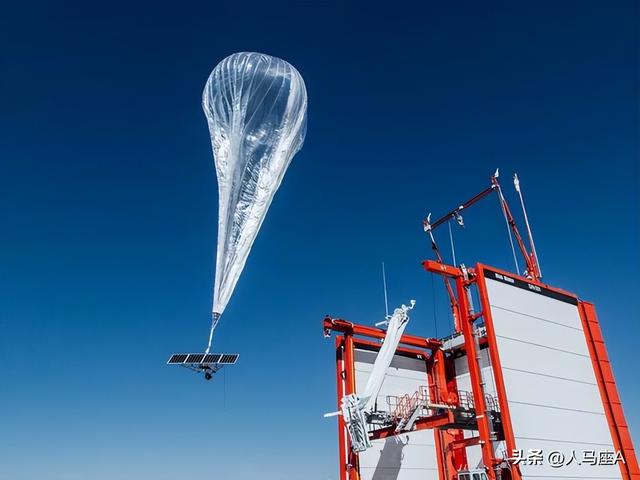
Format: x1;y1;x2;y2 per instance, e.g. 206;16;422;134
484;275;622;480
355;349;440;480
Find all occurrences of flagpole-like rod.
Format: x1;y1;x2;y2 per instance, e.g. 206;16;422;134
381;262;390;319
514;174;542;279
491;173;540;280
448;220;458;266
495;180;521;276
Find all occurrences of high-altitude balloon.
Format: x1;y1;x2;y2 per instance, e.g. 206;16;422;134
203;52;307;328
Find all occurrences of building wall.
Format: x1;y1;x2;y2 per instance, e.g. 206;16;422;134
355;349;440;480
484;274;622;480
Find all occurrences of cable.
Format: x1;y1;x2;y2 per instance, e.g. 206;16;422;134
514;174;542;278
382;262;389;318
496;185;520;275
205;312;220;354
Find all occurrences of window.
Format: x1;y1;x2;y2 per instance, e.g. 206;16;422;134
473;475;481;480
481;474;488;480
459;475;470;480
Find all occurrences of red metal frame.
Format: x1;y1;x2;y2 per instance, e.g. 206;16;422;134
327;319;451;480
422;261;519;480
474;265;523;480
324;318;442;350
473;263;639;479
455;274;502;480
343;333;361;479
326;175;636;480
432;346;469;478
578;302;640;479
335;336;348;480
327;314;497;480
328;261;638;480
423;173;541;316
326;263;511;480
423;259;640;480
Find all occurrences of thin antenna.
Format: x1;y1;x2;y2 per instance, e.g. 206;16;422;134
514;174;542;278
448;219;457;266
495;179;521;275
382;262;389;318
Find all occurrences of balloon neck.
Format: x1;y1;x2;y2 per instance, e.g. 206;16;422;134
206;313;222;354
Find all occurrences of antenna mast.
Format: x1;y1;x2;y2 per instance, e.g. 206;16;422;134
382;262;389;318
423;170;541;282
514;173;542;278
494;170;521;276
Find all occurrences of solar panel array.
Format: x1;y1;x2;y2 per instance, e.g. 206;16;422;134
167;353;239;365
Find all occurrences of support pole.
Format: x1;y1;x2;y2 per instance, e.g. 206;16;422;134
456;276;498;480
578;302;640;479
514;174;542;278
336;337;348;480
343;334;361;480
495;183;521;276
491;176;540;280
423;224;462;333
423;172;541;282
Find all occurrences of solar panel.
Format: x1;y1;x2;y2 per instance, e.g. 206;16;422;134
168;354;188;364
186;353;205;363
167;353;239;365
219;354;239;364
203;354;221;364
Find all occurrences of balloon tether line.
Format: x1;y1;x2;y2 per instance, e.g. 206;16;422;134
205;312;221;354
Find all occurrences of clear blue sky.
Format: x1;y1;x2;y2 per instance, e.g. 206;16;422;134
1;1;638;479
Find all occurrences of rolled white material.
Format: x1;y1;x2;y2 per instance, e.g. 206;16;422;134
359;301;414;412
341;301;415;452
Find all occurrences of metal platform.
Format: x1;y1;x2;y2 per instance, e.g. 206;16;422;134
381;387;503;438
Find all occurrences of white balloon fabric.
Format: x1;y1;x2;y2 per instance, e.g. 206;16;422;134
203;52;307;323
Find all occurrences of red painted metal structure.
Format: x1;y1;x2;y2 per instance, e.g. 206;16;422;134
325;262;639;480
325;319;445;480
579;302;640;479
324;173;639;480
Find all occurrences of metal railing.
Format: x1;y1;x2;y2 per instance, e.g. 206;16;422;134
457;389;500;412
381;386;501;433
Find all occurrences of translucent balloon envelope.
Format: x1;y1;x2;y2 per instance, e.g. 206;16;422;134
203;52;307;325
